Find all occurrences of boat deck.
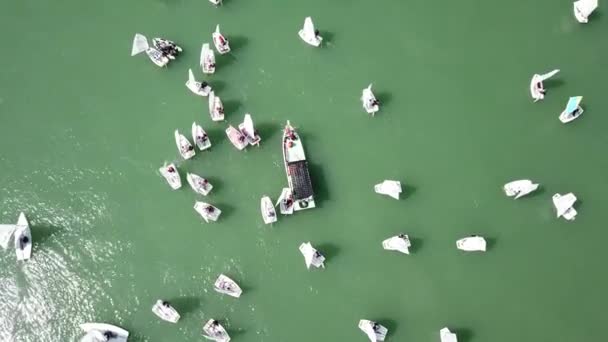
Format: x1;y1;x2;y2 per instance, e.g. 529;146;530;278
287;161;314;200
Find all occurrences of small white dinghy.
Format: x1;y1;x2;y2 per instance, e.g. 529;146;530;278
187;173;213;196
553;193;578;221
14;213;31;261
152;300;180;323
159;163;181;190
175;130;196;159
200;43;216;74
276;187;294;215
202;319;230;342
298;17;323;47
131;33;169;67
212;25;231;54
225;125;247;150
260;196;277;224
374;180;402;200
358;320;388;342
503;179;539;199
456;236;487;252
382;234;411;254
361;84;380;115
238;113;261;146
559;96;584;123
209;0;222;6
574;0;598;23
194;202;221;222
440;327;458;342
192;122;212;151
80;323;129;342
208;91;225;121
299;242;325;269
214;274;243;298
530;69;559;102
186;69;211;96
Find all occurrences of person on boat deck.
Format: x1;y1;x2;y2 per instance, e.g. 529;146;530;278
571;108;580;116
167;166;176;173
285;198;293;206
103;331;116;339
372;323;381;333
205;206;215;213
219;35;228;47
162;301;170;307
314;29;320;37
188;145;194;151
314;251;322;258
200;81;209;90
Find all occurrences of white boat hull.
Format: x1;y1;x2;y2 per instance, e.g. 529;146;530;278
14;213;31;261
382;235;411;254
187;173;213;196
202;319;230;342
226;126;247;150
192;122;212;151
200;43;216;74
194;202;221;222
358;320;387;342
186;69;211;96
298;17;322;47
175;130;195;159
213;25;231;54
260;196;277;224
208;91;225;121
553;193;578;220
80;323;129;342
152;300;180;323
362;84;379;115
374;180;402;200
559;107;583;123
440;327;458;342
299;242;325;269
456;236;486;252
214;274;242;298
159;164;181;190
503;179;539;199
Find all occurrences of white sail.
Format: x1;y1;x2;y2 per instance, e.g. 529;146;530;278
152;300;180;323
0;224;16;250
299;242;325;269
382;234;411;254
175;130;195;160
212;25;231;54
374;180;402;199
362;84;379;114
192;122;212;151
208;91;224;121
186;69;211;96
131;33;149;56
574;0;598;23
238;113;261;146
553;193;578;220
440;327;458;342
225;126;247;150
358;320;388;342
298;17;323;47
213;274;242;298
530;69;559;101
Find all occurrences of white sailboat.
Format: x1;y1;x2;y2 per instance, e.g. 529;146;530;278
276;187;294;215
298;17;323;47
208;91;225;121
159;163;182;190
283;121;316;211
503;180;539;199
361;84;380;115
175;130;195;159
299;242;325;269
574;0;598;23
186;69;211;96
131;33;169;67
200;43;216;74
440;327;458;342
209;0;222;6
382;234;411;254
559;96;584;123
187;173;213;196
194;202;221;222
456;236;487;252
374;180;402;200
213;274;243;298
0;213;31;261
152;300;180;323
225;125;247;150
260;196;277;224
202;319;230;342
152;37;182;59
212;25;231;54
238;113;261;146
529;69;559;102
80;323;129;342
192;122;212;151
553;193;578;221
358;320;388;342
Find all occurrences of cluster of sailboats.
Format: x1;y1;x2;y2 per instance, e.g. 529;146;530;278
503;180;578;221
529;69;586;124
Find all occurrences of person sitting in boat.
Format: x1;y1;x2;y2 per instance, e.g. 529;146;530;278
205;206;215;213
219;35;229;48
198;133;208;142
200;81;209;91
571;107;581;117
167;166;176;173
199;179;209;189
372;323;381;333
162;301;171;307
314;29;320;38
285;198;293;207
103;331;116;340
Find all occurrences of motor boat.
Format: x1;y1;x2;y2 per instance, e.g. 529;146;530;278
440;327;458;342
192;122;212;151
152;300;180;323
202;319;230;342
208;91;225;121
283;121;315;211
212;25;231;54
152;37;182;59
298;17;322;47
382;234;411;254
299;242;325;269
175;130;195;159
456;236;486;252
503;180;539;199
131;33;169;67
276;187;294;215
0;212;31;261
225;125;247;150
187;173;213;196
553;193;577;221
200;43;216;74
238;113;261;146
159;164;182;190
358;320;388;342
559;96;584;123
374;180;402;200
529;69;559;102
213;274;242;298
574;0;598;23
194;202;221;222
260;196;277;224
361;84;380;115
186;69;212;97
80;323;129;342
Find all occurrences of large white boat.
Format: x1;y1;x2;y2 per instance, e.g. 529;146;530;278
282;121;315;211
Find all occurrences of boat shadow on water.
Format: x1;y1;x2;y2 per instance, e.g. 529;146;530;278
316;242;340;261
485;237;497;251
210;79;226;93
223;99;242;118
375;91;392;108
403;184;416;199
544;78;564;90
321;31;335;45
228;35;249;52
32;224;60;246
376;318;399;336
204;127;227;149
308;162;329;208
453;327;474;342
168;295;202;316
408;237;423;254
215;202;236;220
256;122;280;142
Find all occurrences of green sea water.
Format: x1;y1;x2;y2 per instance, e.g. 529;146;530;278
1;0;608;341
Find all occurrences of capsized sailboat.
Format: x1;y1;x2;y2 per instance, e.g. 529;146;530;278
298;17;323;47
358;320;388;342
208;91;225;121
503;179;539;199
553;192;577;220
529;69;559;102
212;25;231;54
186;69;212;96
238;113;261;146
200;43;216;74
559;96;584;123
131;33;169;67
283;121;315;211
192;122;212;151
159;163;182;190
361;84;380;115
574;0;598;23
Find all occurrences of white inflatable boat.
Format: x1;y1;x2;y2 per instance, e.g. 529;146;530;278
361;84;380;115
574;0;598;23
298;17;322;47
358;320;388;342
192;122;212;151
187;173;213;196
80;323;129;342
374;180;402;200
159;164;182;190
503;179;539;199
456;236;487;252
440;327;458;342
382;234;411;254
260;196;277;224
225;125;247;150
276;187;295;215
202;319;230;342
175;130;196;159
529;69;560;102
213;274;242;298
131;33;169;67
299;242;325;269
559;96;584;123
238;113;261;146
212;25;231;54
152;300;180;323
200;43;216;74
553;193;577;221
194;202;221;222
208;91;225;121
186;69;211;96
